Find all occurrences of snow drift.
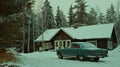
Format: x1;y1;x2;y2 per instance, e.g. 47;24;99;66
1;45;120;67
18;45;120;67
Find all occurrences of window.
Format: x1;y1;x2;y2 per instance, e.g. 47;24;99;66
63;41;66;48
56;44;58;47
59;41;62;47
42;42;51;49
67;41;70;47
54;40;71;50
56;42;58;47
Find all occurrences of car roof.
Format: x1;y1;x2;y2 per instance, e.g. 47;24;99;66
71;42;97;48
72;42;93;46
72;42;89;44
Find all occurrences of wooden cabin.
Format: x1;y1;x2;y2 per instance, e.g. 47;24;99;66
35;23;117;50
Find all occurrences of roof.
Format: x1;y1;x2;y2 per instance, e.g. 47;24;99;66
35;23;114;42
35;29;60;42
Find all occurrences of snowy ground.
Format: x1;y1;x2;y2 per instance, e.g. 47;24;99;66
17;45;120;67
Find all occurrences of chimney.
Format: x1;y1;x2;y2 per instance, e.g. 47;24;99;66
71;23;80;29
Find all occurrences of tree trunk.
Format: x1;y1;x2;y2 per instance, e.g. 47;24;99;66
22;18;25;53
33;23;35;52
28;21;30;53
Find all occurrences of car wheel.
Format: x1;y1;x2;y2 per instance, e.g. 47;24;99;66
77;55;84;61
57;52;63;59
93;58;99;61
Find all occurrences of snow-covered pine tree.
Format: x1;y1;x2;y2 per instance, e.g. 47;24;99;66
31;13;38;52
33;0;44;39
115;0;120;44
68;5;75;27
56;6;62;28
24;7;38;53
56;6;68;28
21;8;32;53
41;0;56;29
30;11;45;52
60;11;68;27
105;4;117;23
97;13;105;24
74;0;88;26
20;0;35;53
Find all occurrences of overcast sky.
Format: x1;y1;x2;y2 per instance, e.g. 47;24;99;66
35;0;118;15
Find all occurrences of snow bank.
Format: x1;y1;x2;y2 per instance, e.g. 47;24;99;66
18;45;120;67
109;45;120;56
106;45;120;63
0;48;21;67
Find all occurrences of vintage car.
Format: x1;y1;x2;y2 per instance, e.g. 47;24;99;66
56;42;108;61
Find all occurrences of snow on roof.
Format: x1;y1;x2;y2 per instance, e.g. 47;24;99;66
35;29;60;42
35;23;114;42
63;23;114;40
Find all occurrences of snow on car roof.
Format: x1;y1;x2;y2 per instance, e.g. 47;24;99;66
35;23;114;42
72;42;97;48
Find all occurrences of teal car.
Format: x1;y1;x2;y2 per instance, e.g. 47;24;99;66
56;42;108;61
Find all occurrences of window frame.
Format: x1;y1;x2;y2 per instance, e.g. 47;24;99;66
54;40;71;50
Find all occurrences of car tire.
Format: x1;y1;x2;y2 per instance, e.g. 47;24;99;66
93;58;99;62
57;52;63;59
77;55;84;61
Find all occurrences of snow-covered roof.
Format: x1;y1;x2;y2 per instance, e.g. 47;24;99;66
35;23;114;42
35;29;60;42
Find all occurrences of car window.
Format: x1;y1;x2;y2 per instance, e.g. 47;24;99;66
80;43;97;48
71;44;80;48
72;42;97;48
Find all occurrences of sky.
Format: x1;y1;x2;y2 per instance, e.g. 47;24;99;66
34;0;118;15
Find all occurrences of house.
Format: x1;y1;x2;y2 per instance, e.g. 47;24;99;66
35;23;118;50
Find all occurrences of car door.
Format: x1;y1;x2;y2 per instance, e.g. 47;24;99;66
70;44;80;56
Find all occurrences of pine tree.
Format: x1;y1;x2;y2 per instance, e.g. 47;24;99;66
41;0;56;29
0;15;23;48
74;0;88;26
56;6;62;28
56;6;68;28
60;11;68;27
22;7;38;53
0;0;34;51
88;8;97;25
97;13;105;24
68;5;74;26
0;0;33;17
105;4;117;23
32;13;42;51
115;0;120;43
